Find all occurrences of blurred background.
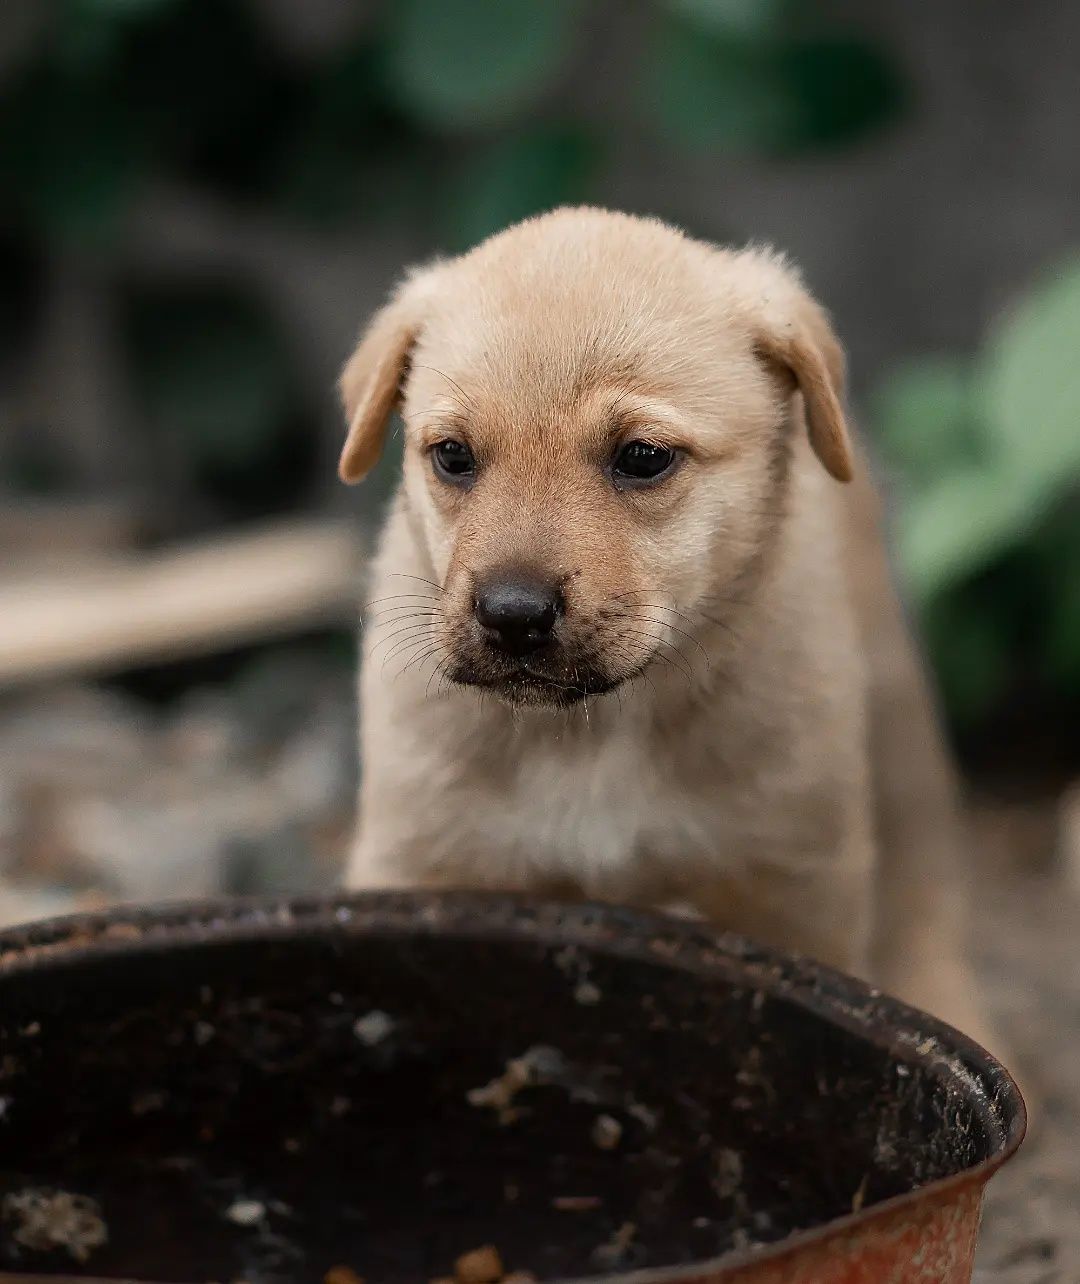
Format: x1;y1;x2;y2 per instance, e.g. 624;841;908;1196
0;2;1078;1271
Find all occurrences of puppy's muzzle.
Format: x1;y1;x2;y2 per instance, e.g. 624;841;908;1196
474;575;563;657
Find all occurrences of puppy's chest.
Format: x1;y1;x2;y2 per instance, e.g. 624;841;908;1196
483;730;723;883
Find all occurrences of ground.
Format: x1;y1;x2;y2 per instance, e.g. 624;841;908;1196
973;878;1080;1283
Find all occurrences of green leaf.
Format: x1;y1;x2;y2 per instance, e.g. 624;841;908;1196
979;257;1080;504
52;0;177;72
919;592;1010;727
273;39;427;228
870;357;980;487
1038;510;1080;694
442;125;599;250
384;0;582;129
648;18;907;154
896;464;1047;602
0;70;144;246
649;20;799;152
110;0;300;202
776;35;907;150
1046;570;1080;694
665;0;787;38
124;289;293;468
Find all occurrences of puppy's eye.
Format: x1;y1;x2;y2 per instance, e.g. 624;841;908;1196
612;440;677;484
431;439;476;483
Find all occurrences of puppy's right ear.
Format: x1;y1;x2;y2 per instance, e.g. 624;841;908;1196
727;246;854;483
338;270;435;484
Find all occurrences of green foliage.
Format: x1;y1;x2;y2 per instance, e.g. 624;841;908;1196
0;65;146;247
651;7;906;154
873;261;1080;727
980;259;1080;504
443;124;599;250
652;19;801;152
873;358;978;484
0;0;911;470
1039;518;1080;697
384;0;582;129
123;286;293;469
667;0;786;38
885;261;1080;602
918;589;1012;728
12;0;1075;743
0;0;908;251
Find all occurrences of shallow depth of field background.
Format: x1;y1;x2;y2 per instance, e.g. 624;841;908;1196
2;0;1080;904
1;2;1080;1275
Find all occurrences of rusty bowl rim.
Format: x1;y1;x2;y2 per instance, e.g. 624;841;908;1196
0;890;1026;1284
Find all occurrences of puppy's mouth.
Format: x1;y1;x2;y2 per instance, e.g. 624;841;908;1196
449;660;622;707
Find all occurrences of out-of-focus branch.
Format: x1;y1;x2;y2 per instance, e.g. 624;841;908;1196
0;520;364;687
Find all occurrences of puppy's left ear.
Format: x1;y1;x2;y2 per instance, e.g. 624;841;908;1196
739;250;854;483
338;267;439;484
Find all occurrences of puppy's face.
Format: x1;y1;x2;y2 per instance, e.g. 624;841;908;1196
340;210;851;706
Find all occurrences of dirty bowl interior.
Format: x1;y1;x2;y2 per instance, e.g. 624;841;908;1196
0;894;1023;1283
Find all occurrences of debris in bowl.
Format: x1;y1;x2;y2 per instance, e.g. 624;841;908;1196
225;1198;267;1227
466;1045;567;1124
1;1187;107;1262
591;1221;638;1269
428;1245;535;1284
454;1244;504;1283
324;1267;364;1284
353;1009;395;1047
591;1113;623;1149
552;1195;602;1211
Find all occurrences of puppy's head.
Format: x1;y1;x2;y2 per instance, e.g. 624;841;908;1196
340;208;851;707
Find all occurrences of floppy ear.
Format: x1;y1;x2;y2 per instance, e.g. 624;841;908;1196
338;272;432;484
739;250;854;483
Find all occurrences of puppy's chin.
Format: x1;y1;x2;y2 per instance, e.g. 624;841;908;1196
448;658;623;708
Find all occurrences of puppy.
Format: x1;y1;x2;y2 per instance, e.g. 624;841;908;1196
337;207;999;1056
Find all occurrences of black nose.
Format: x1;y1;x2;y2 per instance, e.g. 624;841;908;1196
474;577;563;655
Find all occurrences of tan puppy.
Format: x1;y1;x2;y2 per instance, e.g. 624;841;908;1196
337;207;997;1054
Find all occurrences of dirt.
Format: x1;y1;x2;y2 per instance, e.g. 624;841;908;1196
972;876;1080;1283
1;1187;108;1263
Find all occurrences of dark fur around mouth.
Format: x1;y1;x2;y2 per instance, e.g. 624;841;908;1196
448;663;621;706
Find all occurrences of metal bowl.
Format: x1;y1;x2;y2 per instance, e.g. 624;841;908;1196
0;893;1024;1283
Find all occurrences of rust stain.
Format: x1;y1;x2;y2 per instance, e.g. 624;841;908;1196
674;1181;983;1283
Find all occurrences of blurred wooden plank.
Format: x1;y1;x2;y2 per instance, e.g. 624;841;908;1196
0;520;363;687
0;496;142;570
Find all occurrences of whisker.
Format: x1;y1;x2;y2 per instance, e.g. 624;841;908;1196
398;642;447;680
388;572;445;592
610;591;739;635
426;655;455;699
368;616;440;638
412;364;477;413
364;608;443;626
363;592;441;610
368;623;439;658
610;586;753;612
618;614;711;667
612;631;676;683
605;642;643;713
381;632;440;670
615;628;693;685
365;602;444;617
611;636;658;698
